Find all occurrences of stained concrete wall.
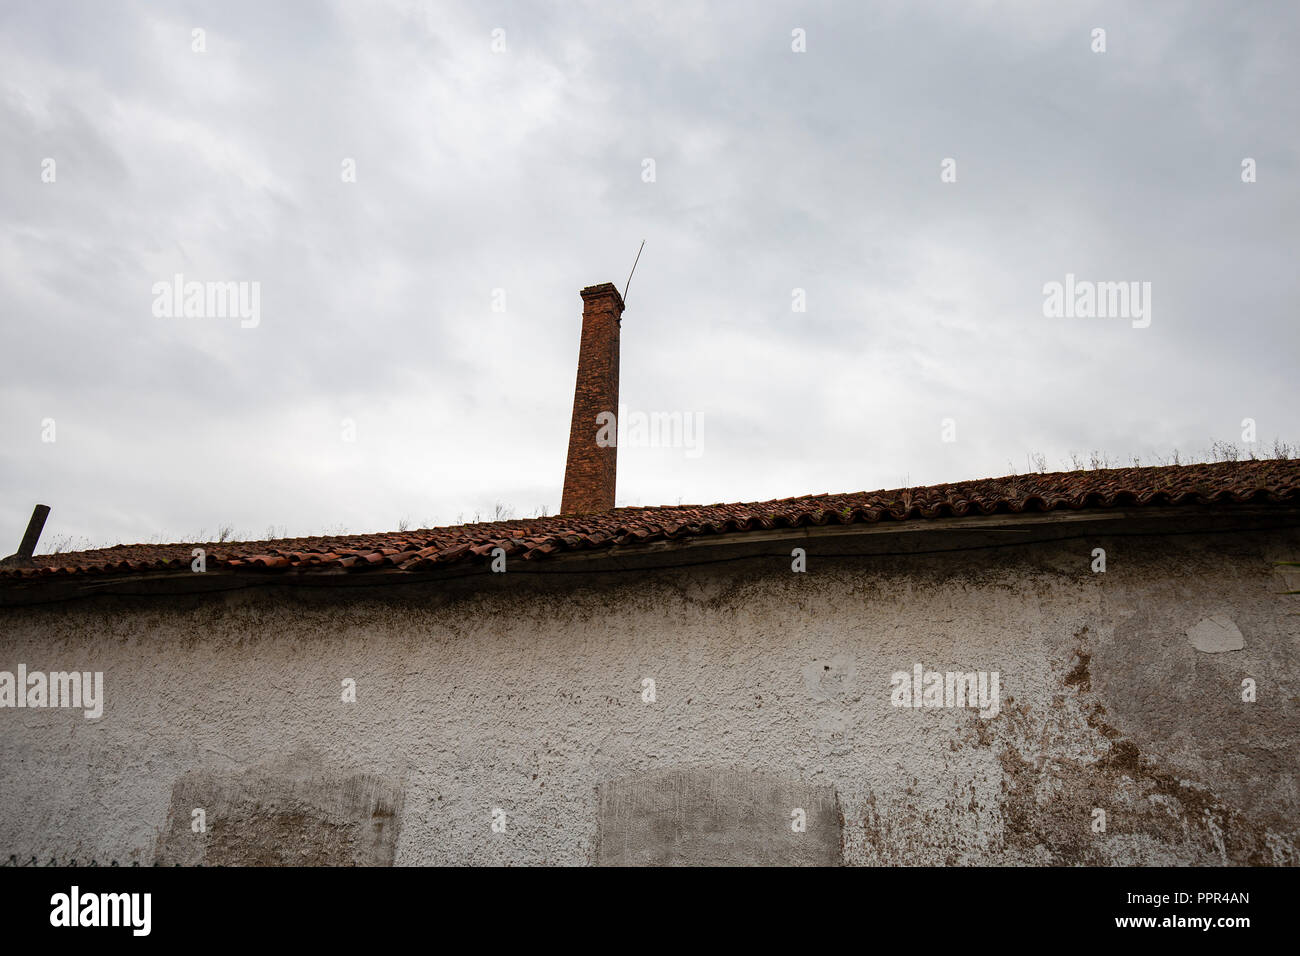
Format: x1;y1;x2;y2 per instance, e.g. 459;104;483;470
1;519;1297;865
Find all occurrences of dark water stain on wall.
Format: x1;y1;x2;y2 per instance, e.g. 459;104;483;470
858;639;1298;866
994;647;1292;865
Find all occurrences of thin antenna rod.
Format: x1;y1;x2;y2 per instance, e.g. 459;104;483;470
623;240;645;304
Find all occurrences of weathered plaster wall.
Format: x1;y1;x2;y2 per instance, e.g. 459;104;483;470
1;524;1297;865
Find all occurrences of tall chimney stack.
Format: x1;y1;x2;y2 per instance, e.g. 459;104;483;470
561;283;625;514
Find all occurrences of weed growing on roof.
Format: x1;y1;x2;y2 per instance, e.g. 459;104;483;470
1032;438;1299;475
41;534;94;555
1211;440;1239;463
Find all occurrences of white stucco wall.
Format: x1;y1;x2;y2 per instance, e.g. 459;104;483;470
1;520;1297;865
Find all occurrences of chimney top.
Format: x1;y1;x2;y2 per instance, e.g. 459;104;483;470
580;282;625;311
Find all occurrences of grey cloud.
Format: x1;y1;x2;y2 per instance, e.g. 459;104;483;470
1;0;1295;549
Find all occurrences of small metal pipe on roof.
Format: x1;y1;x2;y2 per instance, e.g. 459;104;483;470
17;504;50;558
2;504;50;565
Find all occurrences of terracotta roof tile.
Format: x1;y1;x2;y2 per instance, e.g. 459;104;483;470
2;459;1297;582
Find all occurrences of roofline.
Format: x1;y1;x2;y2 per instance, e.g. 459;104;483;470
3;503;1297;608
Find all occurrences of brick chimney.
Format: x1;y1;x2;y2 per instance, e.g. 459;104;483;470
561;282;625;514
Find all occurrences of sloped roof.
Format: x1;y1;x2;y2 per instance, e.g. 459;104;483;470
3;459;1298;582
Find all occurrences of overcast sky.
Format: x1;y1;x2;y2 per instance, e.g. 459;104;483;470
1;0;1296;550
